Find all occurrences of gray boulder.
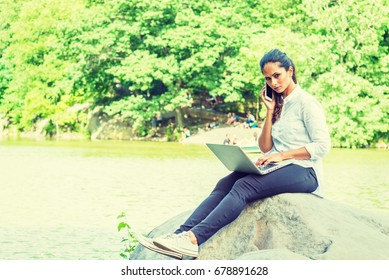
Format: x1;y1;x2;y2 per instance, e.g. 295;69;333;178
130;193;389;260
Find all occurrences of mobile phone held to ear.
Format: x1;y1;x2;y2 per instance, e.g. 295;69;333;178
265;83;273;101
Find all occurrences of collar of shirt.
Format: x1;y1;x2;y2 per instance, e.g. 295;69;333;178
283;84;302;105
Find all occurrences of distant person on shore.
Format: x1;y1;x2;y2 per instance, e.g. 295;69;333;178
225;112;239;125
207;94;222;110
205;121;218;131
232;135;238;145
156;111;163;127
151;115;158;137
135;49;330;259
223;134;231;145
243;112;257;128
179;127;191;143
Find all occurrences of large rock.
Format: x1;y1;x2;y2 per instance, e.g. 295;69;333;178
88;107;136;140
130;193;389;260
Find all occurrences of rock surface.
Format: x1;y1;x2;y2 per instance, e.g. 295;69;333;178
130;193;389;260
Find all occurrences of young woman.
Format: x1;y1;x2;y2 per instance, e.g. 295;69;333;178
136;49;331;259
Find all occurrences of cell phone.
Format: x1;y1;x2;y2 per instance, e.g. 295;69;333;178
265;83;273;101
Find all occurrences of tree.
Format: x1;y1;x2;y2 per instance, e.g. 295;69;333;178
0;0;387;145
0;0;89;133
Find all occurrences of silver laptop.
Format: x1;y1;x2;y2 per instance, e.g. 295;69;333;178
206;143;294;175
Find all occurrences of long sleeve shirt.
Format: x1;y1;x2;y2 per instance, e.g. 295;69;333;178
269;85;331;196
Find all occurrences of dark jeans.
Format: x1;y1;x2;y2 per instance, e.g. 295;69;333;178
175;164;318;245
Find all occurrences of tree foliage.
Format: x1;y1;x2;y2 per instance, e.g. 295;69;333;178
0;0;387;147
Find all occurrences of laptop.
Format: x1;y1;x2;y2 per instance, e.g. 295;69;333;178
206;143;295;175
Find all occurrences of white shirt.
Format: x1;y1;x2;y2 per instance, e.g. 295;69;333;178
269;85;331;196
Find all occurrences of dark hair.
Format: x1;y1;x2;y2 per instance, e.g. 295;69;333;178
259;49;297;123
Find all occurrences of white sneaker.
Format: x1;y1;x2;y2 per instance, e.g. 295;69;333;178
153;232;199;258
134;233;183;259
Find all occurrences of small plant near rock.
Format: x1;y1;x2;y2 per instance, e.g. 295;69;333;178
117;212;138;259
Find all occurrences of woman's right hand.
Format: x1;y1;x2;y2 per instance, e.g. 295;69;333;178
260;86;276;112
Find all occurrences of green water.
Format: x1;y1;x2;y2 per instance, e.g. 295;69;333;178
0;140;388;259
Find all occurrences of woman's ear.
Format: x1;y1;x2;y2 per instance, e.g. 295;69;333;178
288;66;293;77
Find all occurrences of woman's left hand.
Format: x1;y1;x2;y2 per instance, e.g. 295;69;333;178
260;86;276;112
256;153;283;167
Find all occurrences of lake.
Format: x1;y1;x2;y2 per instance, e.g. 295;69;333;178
0;140;388;260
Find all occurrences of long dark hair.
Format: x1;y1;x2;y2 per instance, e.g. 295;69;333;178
259;49;297;124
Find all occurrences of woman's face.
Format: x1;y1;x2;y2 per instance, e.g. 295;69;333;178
262;62;294;95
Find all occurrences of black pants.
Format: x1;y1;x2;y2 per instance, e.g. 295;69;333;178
175;164;318;245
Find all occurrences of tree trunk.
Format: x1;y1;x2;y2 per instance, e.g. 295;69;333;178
175;108;184;128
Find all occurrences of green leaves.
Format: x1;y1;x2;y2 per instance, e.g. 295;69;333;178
117;211;139;259
117;222;130;232
309;66;388;147
0;0;387;146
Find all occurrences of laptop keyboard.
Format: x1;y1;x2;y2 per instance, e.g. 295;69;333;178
258;163;278;171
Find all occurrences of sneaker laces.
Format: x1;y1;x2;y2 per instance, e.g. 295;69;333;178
176;232;191;241
160;232;189;241
159;232;180;240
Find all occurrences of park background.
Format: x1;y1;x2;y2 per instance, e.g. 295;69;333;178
0;0;388;260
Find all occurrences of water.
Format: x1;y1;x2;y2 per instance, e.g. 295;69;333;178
0;140;388;260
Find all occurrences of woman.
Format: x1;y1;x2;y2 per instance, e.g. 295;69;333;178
136;49;331;259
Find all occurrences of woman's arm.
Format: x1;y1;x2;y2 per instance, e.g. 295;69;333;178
258;87;275;153
257;94;330;167
258;110;274;153
302;98;331;160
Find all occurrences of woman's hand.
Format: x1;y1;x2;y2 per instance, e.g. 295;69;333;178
260;86;276;112
256;153;283;167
